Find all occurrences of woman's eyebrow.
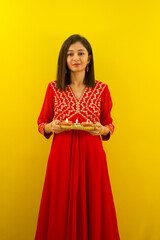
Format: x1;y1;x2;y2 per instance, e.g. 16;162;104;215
67;49;85;52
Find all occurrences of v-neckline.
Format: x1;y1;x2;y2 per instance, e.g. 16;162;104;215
68;85;87;102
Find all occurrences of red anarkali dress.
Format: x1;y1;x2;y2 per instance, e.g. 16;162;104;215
35;80;120;240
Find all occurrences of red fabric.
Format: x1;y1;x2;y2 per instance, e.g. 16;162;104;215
35;80;120;240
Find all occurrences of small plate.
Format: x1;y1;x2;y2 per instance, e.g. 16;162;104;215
59;124;96;131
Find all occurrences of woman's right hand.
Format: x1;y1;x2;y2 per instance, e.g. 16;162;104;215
49;120;70;134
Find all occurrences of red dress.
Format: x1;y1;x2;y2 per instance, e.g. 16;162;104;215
35;80;120;240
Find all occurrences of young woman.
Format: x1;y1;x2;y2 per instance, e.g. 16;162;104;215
35;34;120;240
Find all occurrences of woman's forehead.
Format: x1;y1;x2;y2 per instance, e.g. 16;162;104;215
68;42;87;51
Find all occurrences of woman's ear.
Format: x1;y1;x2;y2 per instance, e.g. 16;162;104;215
88;54;92;64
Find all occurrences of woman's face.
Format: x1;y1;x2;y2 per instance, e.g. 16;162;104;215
66;41;91;73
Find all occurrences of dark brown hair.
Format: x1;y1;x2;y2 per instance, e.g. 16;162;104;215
56;34;95;91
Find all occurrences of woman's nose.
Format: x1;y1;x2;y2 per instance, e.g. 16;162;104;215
73;53;79;60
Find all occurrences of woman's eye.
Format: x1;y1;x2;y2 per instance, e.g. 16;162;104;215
67;53;73;56
67;52;84;56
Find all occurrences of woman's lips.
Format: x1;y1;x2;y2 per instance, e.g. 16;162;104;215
73;64;80;66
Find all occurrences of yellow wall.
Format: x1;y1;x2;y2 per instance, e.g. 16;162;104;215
0;1;160;239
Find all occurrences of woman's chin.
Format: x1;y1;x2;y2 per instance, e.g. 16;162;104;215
69;68;85;73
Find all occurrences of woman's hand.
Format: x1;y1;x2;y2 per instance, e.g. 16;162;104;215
45;120;70;134
87;122;110;136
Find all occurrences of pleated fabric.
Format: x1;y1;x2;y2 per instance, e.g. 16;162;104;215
35;130;120;240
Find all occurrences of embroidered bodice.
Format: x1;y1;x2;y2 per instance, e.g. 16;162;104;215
51;80;106;123
37;80;114;140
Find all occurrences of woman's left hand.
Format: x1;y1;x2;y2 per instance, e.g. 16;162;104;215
87;122;109;136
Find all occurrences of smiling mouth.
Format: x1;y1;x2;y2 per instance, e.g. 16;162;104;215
73;64;80;66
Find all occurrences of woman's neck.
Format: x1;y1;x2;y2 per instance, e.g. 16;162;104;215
70;71;85;86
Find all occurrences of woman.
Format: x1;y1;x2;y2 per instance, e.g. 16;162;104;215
35;34;120;240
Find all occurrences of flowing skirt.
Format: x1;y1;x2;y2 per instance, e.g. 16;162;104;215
35;130;120;240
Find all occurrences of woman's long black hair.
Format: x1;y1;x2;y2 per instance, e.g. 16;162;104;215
56;34;95;91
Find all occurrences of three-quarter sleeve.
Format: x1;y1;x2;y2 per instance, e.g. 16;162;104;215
100;84;115;141
37;83;54;139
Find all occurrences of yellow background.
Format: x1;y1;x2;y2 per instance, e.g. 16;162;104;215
0;1;160;239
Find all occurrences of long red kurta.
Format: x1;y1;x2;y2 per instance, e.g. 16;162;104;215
35;80;120;240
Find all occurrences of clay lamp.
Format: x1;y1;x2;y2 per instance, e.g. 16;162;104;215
61;118;73;126
81;119;93;127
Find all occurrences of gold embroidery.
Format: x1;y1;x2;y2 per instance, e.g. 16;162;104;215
50;81;106;123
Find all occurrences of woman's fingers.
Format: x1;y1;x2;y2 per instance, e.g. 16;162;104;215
54;119;61;125
51;120;72;134
87;122;103;136
95;122;101;127
87;129;100;135
51;120;60;129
